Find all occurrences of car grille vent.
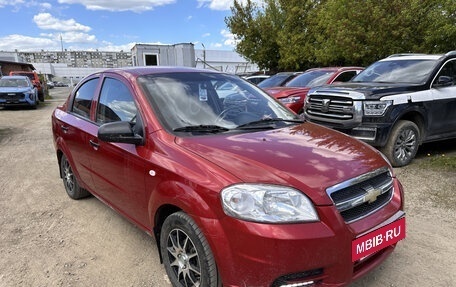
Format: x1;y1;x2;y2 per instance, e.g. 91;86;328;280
327;168;394;223
306;95;354;120
0;92;24;100
271;268;323;287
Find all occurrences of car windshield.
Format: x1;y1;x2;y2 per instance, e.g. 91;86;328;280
258;73;294;88
138;72;300;134
285;70;334;88
0;78;29;87
352;59;438;84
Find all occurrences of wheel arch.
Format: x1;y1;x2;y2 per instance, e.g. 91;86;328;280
149;180;222;257
396;110;426;144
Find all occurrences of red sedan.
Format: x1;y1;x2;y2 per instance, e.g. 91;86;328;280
52;66;404;287
264;67;364;114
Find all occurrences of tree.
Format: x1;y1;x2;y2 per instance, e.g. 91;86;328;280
312;0;456;66
276;0;322;70
225;0;283;71
226;0;456;70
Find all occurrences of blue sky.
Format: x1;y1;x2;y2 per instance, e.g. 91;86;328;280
0;0;252;52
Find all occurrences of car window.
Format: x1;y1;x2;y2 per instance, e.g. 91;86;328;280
96;77;138;124
285;71;333;88
434;60;456;86
353;60;437;84
138;72;297;133
258;74;294;88
333;71;358;82
72;78;99;119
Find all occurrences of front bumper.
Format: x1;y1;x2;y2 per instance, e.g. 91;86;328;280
337;122;393;147
0;96;36;107
198;178;404;287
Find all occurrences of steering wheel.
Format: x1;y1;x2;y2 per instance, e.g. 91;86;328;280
215;106;242;123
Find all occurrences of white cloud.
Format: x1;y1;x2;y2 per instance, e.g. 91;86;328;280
57;0;176;13
202;33;211;38
197;0;263;11
60;31;97;43
0;34;57;51
40;2;52;10
221;29;237;47
0;1;25;8
33;13;91;32
0;1;52;9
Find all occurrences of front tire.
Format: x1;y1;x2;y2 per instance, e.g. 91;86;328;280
381;120;420;167
60;154;90;199
160;212;219;287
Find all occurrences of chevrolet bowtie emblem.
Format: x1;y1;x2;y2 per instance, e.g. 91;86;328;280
363;186;383;204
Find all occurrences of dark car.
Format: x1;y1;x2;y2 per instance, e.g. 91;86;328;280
52;67;405;287
264;67;363;114
243;74;270;85
0;75;39;108
257;71;302;88
304;51;456;166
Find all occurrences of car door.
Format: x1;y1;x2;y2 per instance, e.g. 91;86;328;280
57;77;100;189
88;75;150;226
429;59;456;138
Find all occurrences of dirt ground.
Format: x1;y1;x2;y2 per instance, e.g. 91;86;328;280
0;87;455;287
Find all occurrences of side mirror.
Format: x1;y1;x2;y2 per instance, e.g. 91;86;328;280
434;75;453;87
98;121;144;145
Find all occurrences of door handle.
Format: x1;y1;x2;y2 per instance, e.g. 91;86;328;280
89;139;100;149
60;125;69;132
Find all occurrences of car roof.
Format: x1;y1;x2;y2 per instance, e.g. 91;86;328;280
101;66;223;78
305;66;364;72
1;75;31;80
381;54;443;61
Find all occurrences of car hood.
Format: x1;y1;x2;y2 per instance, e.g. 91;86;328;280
0;87;33;93
264;87;311;98
176;123;387;205
314;82;423;99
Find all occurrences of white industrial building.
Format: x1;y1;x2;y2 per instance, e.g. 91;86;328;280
0;43;259;84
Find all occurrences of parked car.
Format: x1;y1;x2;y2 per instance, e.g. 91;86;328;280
54;82;68;87
244;74;270;85
304;51;456;166
52;67;405;287
0;75;38;108
257;71;302;88
264;67;363;114
9;71;44;101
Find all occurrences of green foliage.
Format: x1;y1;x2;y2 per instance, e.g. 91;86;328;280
226;0;456;70
225;0;283;71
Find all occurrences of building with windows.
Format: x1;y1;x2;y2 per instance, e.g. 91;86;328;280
0;43;259;84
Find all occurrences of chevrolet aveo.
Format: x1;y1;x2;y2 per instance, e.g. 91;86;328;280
52;67;405;287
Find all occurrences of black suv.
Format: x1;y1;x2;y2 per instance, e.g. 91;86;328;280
304;51;456;166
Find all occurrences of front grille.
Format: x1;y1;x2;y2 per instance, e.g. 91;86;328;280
306;95;354;120
0;92;24;101
327;167;394;223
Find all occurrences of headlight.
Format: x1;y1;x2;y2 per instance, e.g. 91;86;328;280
221;184;319;223
279;96;301;104
363;100;392;116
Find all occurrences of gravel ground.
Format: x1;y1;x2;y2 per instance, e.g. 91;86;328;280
0;87;455;287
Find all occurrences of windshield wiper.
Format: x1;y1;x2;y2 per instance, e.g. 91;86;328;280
236;118;304;129
173;125;230;133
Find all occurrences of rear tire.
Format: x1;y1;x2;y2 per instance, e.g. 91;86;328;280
60;154;90;199
160;212;219;287
38;91;44;102
381;120;420;167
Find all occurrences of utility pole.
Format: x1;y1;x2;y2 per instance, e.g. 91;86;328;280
60;34;64;52
201;43;206;69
